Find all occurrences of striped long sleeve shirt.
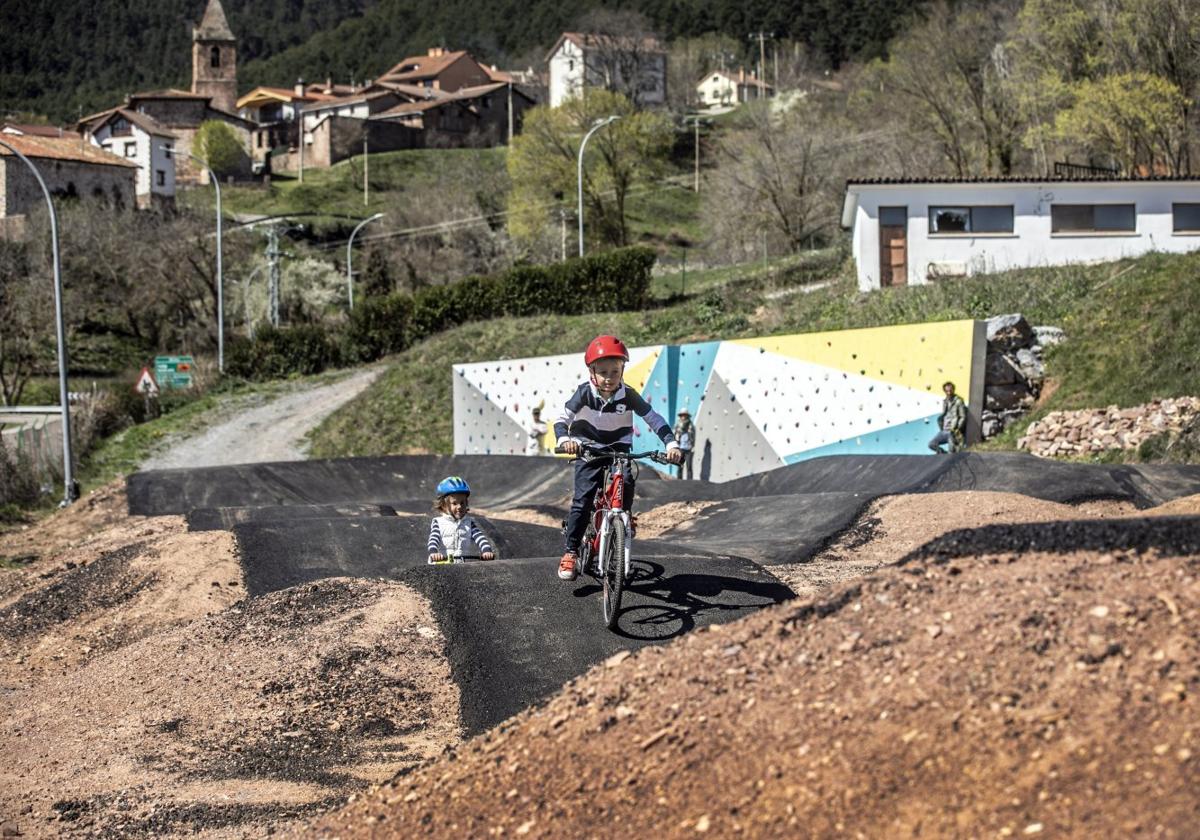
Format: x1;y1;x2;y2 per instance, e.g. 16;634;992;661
427;514;494;559
554;382;678;452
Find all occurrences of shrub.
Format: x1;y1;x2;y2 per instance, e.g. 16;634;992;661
226;324;341;380
345;294;415;361
229;246;657;377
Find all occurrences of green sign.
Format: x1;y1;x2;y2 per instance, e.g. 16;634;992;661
154;355;195;390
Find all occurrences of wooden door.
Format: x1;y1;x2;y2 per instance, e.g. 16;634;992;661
879;206;907;287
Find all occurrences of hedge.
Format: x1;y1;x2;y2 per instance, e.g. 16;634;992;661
230;246;656;380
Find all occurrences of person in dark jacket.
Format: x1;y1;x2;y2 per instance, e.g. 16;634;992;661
673;408;696;479
928;381;967;454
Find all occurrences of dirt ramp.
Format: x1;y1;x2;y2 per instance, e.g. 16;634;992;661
301;521;1199;839
0;578;460;839
0;528;241;685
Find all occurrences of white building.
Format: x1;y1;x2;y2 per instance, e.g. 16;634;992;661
546;31;666;108
83;109;177;208
842;177;1200;291
695;68;771;107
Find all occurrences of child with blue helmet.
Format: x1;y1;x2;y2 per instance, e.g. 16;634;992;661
428;476;496;564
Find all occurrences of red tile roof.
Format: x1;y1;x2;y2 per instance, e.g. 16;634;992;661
1;124;68;138
379;49;470;83
0;134;137;168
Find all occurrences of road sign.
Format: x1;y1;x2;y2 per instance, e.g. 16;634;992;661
154;355;195;390
135;367;159;396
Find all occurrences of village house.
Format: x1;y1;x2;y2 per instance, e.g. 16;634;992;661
375;48;495;93
81;110;177;208
237;80;349;159
695;68;772;107
77;0;253;185
0;133;137;238
546;31;667;107
842;176;1200;291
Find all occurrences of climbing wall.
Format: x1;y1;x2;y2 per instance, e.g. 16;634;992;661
453;320;985;478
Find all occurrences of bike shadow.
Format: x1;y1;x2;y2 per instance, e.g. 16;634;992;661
574;558;792;642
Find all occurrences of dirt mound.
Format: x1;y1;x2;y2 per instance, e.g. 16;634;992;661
303;526;1198;838
0;525;240;685
0;577;460;839
1148;494;1200;517
774;490;1140;600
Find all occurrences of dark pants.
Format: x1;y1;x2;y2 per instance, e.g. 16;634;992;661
563;458;634;553
676;449;694;480
928;429;959;454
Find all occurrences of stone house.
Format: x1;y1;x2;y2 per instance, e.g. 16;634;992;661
546;31;667;108
375;48;495;93
77;0;253;184
0;134;137;238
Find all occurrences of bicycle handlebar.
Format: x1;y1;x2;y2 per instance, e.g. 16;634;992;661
553;443;670;464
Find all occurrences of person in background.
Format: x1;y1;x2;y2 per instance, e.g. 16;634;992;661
928;381;967;454
673;408;696;480
427;476;496;563
526;406;548;456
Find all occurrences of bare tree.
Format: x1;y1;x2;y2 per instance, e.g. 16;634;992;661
574;9;668;108
0;238;53;405
703;99;864;260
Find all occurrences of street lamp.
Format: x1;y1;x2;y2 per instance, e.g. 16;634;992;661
577;115;619;258
0;138;77;505
163;145;224;373
346;212;384;311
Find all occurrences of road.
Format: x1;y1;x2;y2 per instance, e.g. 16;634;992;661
141;367;381;470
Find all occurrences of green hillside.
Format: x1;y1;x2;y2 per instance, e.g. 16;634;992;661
308;250;1200;459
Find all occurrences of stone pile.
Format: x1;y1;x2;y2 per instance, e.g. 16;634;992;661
1017;397;1200;458
981;314;1064;439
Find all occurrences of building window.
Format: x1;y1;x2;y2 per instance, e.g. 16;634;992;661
1051;203;1135;233
210;46;221;68
1172;203;1200;232
125;143;136;157
928;205;1014;234
156;169;166;186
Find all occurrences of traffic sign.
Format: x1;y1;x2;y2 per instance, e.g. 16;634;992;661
135;367;159;396
154;355;195;390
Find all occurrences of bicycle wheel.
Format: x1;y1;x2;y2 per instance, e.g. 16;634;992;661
601;520;626;629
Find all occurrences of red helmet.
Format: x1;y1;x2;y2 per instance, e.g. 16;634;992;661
584;335;629;366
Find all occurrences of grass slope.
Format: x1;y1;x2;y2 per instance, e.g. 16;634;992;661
311;250;1200;458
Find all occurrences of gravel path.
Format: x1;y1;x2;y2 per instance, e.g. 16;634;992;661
141;367;381;471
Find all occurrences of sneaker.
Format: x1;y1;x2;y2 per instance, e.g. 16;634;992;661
558;551;579;581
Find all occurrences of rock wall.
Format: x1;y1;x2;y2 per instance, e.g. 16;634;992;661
1017;397;1200;458
981;314;1064;439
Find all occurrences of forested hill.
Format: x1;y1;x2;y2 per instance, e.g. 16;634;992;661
2;0;921;123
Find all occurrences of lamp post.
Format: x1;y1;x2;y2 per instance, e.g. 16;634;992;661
0;138;77;505
577;115;619;258
346;212;384;310
163;145;224;373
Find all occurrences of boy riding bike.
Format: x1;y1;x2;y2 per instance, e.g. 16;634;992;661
554;335;683;581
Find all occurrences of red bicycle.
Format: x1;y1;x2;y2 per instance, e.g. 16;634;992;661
557;443;669;628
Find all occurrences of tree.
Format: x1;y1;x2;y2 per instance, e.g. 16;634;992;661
1053;73;1189;174
574;9;668;109
0;239;53;406
194;120;245;176
703;99;857;260
360;248;393;298
507;89;672;254
857;0;1024;177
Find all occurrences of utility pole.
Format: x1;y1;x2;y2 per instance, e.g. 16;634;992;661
559;208;567;262
507;81;514;144
749;32;769;99
693;118;700;192
363;133;369;207
266;226;282;327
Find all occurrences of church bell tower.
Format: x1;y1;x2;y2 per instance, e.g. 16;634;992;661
191;0;237;113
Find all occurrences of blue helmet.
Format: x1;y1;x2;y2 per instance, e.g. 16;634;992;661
436;476;471;497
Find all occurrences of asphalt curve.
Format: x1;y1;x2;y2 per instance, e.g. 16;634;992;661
127;451;1200;732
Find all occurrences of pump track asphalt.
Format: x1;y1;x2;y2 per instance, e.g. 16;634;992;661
128;451;1200;733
